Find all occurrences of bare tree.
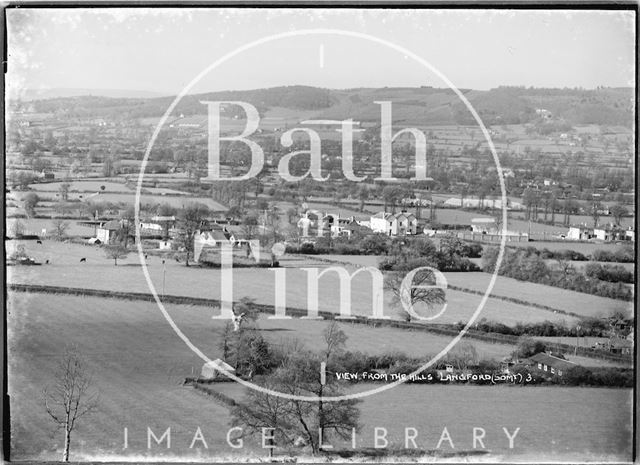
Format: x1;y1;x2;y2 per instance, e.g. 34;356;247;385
10;219;26;238
104;244;129;265
229;379;294;458
51;219;71;239
556;258;575;284
610;204;628;226
591;202;602;228
385;269;446;322
42;345;99;462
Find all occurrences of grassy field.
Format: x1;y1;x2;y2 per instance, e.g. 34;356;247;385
355;384;632;460
7;219;90;237
7;291;631;461
314;256;633;319
7;292;233;461
187;381;633;461
29;180;190;196
7;241;599;328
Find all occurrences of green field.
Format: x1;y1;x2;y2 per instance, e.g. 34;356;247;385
7;241;604;328
313;255;633;319
7;291;631;461
213;381;632;460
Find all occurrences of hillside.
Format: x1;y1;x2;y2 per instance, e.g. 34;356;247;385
10;85;634;127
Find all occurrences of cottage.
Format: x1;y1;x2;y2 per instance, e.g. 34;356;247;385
525;353;577;378
297;210;324;237
158;239;173;250
607;337;633;355
193;230;231;262
96;220;122;243
566;226;594;241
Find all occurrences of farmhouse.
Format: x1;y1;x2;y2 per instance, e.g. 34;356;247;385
566;226;594;241
370;211;417;236
606;337;633;355
593;226;630;242
329;217;371;238
297;210;328;237
193;229;231;262
525;353;576;378
96;220;123;243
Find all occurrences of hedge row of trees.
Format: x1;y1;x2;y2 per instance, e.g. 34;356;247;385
592;247;635;263
456;317;612;338
510;245;634;263
482;247;632;301
584;263;634;284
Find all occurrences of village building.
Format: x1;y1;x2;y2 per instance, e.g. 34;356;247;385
330;217;371;238
193;229;231;262
525;353;577;378
566;226;595;241
96;219;122;243
370;211;418;236
297;210;324;237
158;239;173;250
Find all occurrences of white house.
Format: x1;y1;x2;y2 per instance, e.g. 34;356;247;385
370;212;417;236
193;230;230;262
200;359;235;380
96;220;122;243
158;239;173;250
297;210;324;237
567;226;594;241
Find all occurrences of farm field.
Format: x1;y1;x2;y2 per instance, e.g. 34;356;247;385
7;292;632;461
195;382;633;461
7;219;91;237
354;384;632;461
29;179;191;196
7;292;234;461
7;241;590;327
313;256;633;319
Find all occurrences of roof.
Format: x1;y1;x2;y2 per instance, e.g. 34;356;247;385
528;353;577;371
372;212;393;220
100;220;121;230
609;337;633;348
471;218;497;224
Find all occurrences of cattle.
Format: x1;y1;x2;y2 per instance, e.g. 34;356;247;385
80;258;86;262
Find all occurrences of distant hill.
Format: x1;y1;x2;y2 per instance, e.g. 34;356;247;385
11;85;634;127
17;88;170;101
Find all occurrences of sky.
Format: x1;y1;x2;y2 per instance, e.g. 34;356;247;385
6;8;636;97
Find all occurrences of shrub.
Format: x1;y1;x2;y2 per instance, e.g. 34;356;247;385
584;263;634;283
561;366;594;386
